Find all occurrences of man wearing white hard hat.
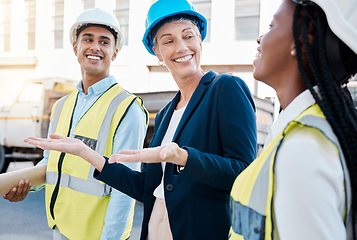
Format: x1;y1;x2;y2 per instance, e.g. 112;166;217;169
3;8;148;240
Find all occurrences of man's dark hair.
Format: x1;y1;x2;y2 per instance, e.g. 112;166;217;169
76;23;118;43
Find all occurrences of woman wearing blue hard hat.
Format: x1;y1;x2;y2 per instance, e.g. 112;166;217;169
24;0;257;239
230;0;357;239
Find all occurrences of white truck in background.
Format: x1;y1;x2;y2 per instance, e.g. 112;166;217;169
0;78;76;173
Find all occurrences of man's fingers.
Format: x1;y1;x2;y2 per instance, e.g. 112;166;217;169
22;180;31;196
2;179;31;202
16;180;25;193
3;187;17;200
17;180;31;201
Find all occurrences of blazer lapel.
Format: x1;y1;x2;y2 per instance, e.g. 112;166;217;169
172;70;217;142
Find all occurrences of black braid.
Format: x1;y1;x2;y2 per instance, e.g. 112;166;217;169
293;4;357;239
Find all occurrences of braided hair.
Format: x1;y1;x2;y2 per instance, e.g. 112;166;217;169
293;3;357;239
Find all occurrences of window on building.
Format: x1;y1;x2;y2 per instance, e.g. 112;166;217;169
235;0;260;41
53;0;64;49
26;0;36;50
191;0;211;42
82;0;95;10
114;0;129;46
1;0;11;52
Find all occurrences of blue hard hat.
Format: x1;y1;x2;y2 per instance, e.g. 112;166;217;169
142;0;207;55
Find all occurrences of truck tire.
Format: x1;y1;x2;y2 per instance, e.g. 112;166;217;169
0;146;10;173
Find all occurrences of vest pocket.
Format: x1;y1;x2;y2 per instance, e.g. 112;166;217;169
74;134;97;150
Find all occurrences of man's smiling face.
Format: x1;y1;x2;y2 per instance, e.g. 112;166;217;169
73;26;118;79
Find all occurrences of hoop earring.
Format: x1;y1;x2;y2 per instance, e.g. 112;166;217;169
158;60;164;66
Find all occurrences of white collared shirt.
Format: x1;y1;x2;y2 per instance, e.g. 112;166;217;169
266;89;346;239
153;106;186;199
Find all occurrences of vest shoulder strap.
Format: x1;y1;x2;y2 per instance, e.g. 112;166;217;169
291;104;352;231
50;90;78;135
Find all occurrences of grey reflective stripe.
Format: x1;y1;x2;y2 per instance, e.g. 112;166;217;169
95;90;132;155
46;171;110;197
299;115;339;144
232;146;279;240
50;94;71;134
299;115;352;228
249;150;276;215
88;90;132;190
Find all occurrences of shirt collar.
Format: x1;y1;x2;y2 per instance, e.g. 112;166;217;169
269;88;317;141
76;76;117;96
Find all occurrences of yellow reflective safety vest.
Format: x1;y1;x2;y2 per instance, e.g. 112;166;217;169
46;83;148;240
230;104;352;240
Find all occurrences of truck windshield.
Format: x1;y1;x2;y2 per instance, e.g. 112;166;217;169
18;83;43;103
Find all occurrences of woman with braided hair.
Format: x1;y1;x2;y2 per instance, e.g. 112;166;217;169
230;0;357;239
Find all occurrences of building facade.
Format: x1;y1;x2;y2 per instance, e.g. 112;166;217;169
0;0;282;107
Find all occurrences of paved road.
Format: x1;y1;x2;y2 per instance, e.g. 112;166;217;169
0;162;143;240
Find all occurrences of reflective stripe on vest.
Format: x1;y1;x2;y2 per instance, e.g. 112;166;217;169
230;104;351;240
46;171;111;197
45;84;146;240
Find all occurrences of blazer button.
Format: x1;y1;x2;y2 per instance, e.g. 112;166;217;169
166;184;174;192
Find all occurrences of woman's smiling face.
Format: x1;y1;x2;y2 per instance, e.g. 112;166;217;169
153;20;203;80
253;0;296;89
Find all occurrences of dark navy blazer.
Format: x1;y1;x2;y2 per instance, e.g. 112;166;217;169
96;70;257;240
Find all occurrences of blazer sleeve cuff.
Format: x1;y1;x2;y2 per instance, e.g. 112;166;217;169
93;156;110;181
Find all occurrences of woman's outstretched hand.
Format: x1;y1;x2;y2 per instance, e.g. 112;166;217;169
109;142;188;167
24;134;87;157
24;134;105;171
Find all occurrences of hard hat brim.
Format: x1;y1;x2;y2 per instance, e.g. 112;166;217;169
69;8;124;51
70;21;123;51
142;10;207;56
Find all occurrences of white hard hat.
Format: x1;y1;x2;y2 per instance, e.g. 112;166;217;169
69;8;123;51
293;0;357;54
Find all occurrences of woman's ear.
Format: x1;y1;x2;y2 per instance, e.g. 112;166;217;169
153;46;162;61
290;42;296;56
200;36;202;52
